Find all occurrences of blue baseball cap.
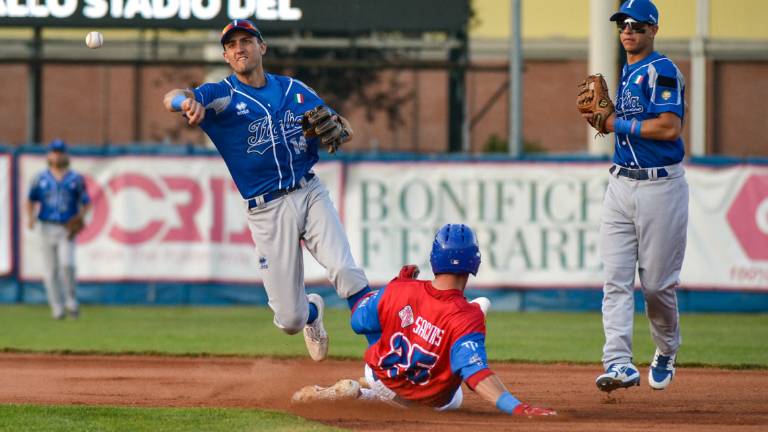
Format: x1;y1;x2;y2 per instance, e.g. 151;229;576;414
220;19;263;45
610;0;659;25
48;139;67;152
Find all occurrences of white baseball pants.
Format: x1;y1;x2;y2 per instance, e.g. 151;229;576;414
245;176;369;334
600;165;689;367
39;222;78;318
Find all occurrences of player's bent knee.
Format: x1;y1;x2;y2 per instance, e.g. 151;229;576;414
641;278;678;297
273;314;306;335
603;267;636;292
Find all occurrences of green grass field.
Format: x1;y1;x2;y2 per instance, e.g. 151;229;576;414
1;304;766;430
1;305;766;367
0;405;342;432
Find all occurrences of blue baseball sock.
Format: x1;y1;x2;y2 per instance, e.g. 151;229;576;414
346;286;372;310
306;301;319;325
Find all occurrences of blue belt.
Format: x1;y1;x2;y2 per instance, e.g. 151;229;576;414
247;173;315;210
610;165;668;181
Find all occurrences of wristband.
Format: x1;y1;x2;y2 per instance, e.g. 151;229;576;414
171;94;187;112
495;391;521;415
614;118;642;137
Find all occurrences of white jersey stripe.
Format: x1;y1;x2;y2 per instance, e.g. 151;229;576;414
282;78;297;186
225;78;284;189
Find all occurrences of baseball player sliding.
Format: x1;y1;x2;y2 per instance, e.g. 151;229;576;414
578;0;688;392
163;19;372;361
292;224;556;417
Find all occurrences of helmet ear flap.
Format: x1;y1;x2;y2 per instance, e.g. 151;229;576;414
430;224;481;276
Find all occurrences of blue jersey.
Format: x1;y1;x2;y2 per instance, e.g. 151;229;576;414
193;73;326;199
28;170;90;223
614;51;686;169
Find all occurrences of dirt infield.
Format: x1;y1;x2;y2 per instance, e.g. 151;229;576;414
0;353;766;431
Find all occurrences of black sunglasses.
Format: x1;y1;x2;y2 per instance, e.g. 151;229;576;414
617;21;648;33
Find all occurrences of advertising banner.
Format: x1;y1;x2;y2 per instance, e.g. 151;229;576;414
343;162;768;290
686;166;768;289
15;156;768;290
344;162;608;287
18;154;343;283
0;154;11;276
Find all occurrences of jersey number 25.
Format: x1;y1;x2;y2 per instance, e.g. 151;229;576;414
380;333;438;385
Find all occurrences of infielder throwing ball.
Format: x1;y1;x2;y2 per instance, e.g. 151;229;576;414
26;140;91;320
293;224;556;417
163;19;371;361
578;0;688;392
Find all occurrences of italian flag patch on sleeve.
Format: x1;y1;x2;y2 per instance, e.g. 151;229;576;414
296;93;304;104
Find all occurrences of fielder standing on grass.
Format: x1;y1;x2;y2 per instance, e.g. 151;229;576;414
163;19;372;361
26;139;91;320
293;224;556;417
578;0;688;392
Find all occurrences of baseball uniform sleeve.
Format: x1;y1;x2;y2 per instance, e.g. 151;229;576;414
76;174;91;205
350;286;387;334
27;175;41;202
647;60;684;118
192;81;233;118
450;332;492;386
293;79;323;105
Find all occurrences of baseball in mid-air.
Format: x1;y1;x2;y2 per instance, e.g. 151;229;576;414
85;31;103;49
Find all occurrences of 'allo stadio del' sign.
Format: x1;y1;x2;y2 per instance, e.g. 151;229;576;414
0;0;468;32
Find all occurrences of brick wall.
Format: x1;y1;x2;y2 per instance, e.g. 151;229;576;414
0;60;765;157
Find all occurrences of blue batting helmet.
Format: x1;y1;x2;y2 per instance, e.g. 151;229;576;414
430;224;481;276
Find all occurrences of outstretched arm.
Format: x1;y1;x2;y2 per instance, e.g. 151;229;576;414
162;89;205;126
472;373;556;417
452;333;556;417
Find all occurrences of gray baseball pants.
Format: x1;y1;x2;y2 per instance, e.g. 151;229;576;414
39;222;78;318
245;176;369;334
600;164;689;367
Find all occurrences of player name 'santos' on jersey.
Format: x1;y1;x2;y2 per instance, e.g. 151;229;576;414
192;73;328;200
352;277;492;407
28;170;91;224
614;51;686;169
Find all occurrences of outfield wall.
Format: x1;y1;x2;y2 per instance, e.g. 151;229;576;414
2;147;767;311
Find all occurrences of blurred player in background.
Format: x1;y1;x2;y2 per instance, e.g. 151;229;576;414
162;19;371;361
26;139;91;320
585;0;688;392
292;224;556;417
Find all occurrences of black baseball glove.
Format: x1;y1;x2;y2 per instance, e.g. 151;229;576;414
64;215;85;240
301;106;353;154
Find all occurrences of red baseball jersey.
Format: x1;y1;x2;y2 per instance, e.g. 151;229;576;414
361;278;488;407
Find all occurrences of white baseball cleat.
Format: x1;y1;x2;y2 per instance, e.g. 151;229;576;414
648;349;676;390
303;293;329;361
596;362;640;392
470;297;491;316
291;379;361;404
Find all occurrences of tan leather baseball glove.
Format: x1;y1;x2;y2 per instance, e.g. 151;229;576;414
577;74;615;135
